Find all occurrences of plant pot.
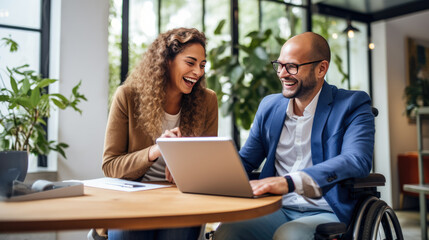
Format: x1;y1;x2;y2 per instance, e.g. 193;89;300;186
0;151;28;198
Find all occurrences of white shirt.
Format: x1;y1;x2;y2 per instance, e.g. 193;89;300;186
142;110;181;181
275;89;333;212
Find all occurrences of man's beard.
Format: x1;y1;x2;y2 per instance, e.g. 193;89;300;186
282;73;318;100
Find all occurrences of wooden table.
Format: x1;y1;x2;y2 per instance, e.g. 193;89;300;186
0;185;282;233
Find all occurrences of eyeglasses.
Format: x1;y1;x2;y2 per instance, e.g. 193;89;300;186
271;60;323;75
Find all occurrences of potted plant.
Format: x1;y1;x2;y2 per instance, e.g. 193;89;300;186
0;37;86;197
206;20;284;146
404;75;429;118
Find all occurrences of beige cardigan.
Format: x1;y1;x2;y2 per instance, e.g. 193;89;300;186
102;85;218;180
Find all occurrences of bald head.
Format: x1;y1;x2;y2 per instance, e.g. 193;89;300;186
285;32;331;63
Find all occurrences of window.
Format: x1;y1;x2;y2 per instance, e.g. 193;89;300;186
109;0;371;144
0;0;50;168
313;15;369;93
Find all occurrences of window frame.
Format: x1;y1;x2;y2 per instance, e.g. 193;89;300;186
0;0;51;167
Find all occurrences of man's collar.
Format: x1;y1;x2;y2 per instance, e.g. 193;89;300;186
286;86;323;118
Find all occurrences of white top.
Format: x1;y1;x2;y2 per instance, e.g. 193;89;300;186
275;89;333;212
143;110;181;181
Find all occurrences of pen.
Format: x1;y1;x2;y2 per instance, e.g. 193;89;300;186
106;182;146;188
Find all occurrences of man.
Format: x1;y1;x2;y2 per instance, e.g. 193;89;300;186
214;32;375;239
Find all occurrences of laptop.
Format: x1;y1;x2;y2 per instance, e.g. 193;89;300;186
156;136;260;198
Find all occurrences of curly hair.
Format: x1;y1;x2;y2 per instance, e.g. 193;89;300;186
124;27;208;140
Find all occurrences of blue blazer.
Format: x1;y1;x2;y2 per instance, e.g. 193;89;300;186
239;81;375;224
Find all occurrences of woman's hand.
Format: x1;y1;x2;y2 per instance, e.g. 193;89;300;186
160;127;181;183
165;166;174;183
148;127;182;162
160;127;182;138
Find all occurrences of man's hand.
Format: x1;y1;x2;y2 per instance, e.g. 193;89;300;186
250;177;289;196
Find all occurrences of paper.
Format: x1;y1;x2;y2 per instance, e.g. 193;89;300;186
68;178;171;192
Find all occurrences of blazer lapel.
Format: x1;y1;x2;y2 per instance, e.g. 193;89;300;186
269;97;288;149
311;82;334;165
261;97;288;178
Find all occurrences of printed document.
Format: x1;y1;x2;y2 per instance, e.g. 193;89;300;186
68;178;171;192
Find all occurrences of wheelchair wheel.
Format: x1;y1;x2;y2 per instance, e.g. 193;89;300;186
361;199;404;240
351;196;379;240
381;207;404;240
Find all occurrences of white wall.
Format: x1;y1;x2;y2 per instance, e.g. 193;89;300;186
372;10;429;209
56;0;109;181
56;0;109;239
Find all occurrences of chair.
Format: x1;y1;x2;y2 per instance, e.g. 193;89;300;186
397;152;429;209
314;173;403;240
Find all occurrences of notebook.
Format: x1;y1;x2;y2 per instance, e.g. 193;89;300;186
156;136;259;198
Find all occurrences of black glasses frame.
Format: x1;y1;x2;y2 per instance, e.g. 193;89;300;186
271;60;323;75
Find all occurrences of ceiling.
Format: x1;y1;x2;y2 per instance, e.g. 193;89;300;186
312;0;429;23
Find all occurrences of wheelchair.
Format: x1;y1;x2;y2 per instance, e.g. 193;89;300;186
205;173;403;240
314;173;403;240
315;107;403;239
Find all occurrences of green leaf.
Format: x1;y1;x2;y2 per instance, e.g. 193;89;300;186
10;76;18;93
254;47;268;60
0;95;9;102
36;78;57;88
50;93;69;102
214;19;226;35
15;97;33;109
72;80;83;95
275;36;286;45
1;37;19;52
37;118;47;125
21;78;31;94
229;65;244;84
52;98;66;109
30;87;41;107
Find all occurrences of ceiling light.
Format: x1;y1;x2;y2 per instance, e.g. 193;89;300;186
343;19;360;39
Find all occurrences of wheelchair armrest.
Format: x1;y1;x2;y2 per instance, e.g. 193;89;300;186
342;173;385;199
342;173;385;189
314;222;347;240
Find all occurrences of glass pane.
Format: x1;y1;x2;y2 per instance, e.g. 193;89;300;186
261;2;287;38
0;0;41;29
313;15;369;93
205;0;231;139
260;3;305;53
313;15;349;90
349;21;369;92
205;0;230;50
0;29;40;125
108;0;122;105
160;0;203;33
238;0;258;44
129;0;158;69
0;29;41;85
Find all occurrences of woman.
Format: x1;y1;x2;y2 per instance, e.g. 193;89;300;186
102;28;218;240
